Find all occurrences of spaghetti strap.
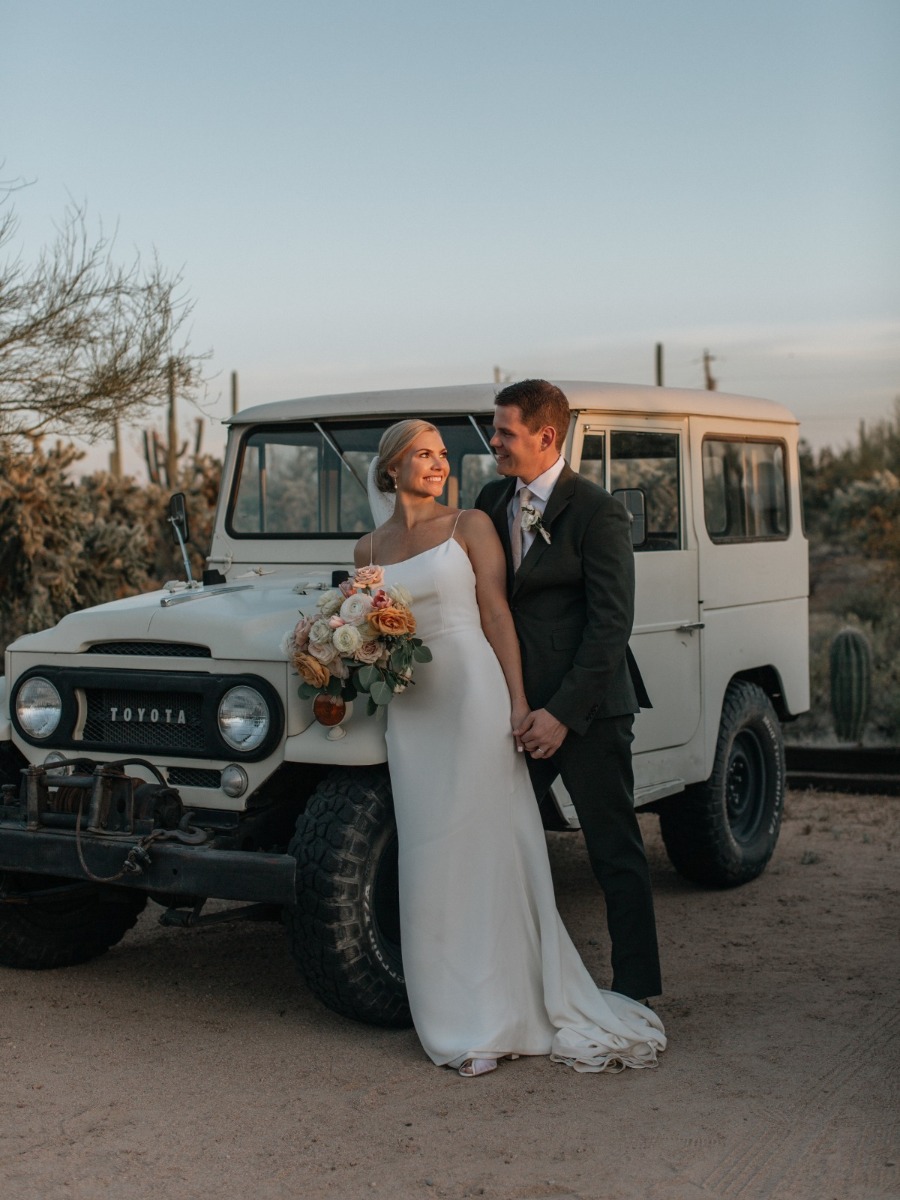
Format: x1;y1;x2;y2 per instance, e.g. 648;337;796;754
449;510;464;541
369;532;375;566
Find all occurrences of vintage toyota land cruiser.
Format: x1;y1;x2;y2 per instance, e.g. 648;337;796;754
0;381;809;1026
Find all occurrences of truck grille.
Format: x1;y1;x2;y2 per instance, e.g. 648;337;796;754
12;667;282;763
83;687;206;753
86;641;211;657
166;767;222;788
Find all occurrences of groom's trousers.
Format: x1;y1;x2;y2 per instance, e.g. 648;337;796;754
525;713;662;1001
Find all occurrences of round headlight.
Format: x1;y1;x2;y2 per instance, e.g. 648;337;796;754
217;686;270;752
16;677;62;739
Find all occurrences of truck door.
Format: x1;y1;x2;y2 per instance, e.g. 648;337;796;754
574;420;702;754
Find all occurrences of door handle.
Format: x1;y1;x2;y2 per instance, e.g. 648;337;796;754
677;622;705;633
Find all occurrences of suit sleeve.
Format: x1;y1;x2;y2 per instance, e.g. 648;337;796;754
544;496;636;735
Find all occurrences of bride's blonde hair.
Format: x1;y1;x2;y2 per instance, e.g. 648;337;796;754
375;419;440;492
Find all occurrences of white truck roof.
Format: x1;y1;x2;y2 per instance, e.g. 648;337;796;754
227;381;798;427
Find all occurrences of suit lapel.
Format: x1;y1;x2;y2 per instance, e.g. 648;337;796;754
512;465;578;594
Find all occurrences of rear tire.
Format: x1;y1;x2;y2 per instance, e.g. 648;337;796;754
285;767;410;1028
0;872;146;969
659;680;785;887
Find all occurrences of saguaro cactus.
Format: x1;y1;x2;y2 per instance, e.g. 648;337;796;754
829;627;872;743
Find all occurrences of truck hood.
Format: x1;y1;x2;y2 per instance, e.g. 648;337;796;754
6;569;338;663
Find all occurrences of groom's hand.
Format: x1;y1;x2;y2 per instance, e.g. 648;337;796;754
514;708;568;759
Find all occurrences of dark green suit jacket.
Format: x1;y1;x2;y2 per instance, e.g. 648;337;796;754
475;464;650;735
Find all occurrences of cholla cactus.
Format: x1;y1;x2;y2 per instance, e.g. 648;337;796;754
829;627;872;743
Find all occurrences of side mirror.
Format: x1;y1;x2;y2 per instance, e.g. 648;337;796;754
613;488;647;548
167;493;196;586
168;493;190;547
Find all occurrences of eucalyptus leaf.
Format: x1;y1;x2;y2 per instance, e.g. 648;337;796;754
412;645;432;663
370;679;394;706
356;664;381;691
390;646;410;671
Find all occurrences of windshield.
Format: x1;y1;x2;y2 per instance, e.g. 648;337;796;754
227;415;497;537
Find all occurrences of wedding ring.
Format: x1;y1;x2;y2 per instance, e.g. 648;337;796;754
536;747;544;755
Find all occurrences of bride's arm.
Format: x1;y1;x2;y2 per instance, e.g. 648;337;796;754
352;533;372;569
456;510;529;739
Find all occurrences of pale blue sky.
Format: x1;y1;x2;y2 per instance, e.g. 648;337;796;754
3;0;898;463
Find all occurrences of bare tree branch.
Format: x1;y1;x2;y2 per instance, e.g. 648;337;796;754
0;185;208;442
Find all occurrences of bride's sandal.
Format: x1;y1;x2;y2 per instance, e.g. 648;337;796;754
458;1058;498;1078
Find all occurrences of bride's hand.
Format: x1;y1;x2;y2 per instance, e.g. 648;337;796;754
510;700;531;750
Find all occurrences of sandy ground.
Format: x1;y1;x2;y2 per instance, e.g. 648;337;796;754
1;788;897;1200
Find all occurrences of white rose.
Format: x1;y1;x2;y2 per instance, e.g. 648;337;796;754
388;583;413;608
332;623;363;655
340;592;374;625
316;589;344;617
309;618;334;646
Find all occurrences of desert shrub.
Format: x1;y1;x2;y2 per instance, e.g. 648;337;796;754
793;399;900;744
0;439;220;655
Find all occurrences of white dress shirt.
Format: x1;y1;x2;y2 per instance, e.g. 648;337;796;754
508;456;567;561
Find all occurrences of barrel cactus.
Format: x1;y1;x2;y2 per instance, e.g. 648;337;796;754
829;627;872;743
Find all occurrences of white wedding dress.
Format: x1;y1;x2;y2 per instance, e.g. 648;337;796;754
382;534;666;1072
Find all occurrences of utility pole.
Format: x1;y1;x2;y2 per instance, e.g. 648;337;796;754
703;349;717;391
231;370;239;416
655;343;664;387
110;420;122;478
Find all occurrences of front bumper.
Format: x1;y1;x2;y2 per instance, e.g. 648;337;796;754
0;760;297;906
0;822;297;905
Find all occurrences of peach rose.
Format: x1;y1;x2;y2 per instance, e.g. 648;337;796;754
308;639;340;665
352;564;385;591
291;616;312;650
368;605;416;636
354;640;382;665
294;652;331;688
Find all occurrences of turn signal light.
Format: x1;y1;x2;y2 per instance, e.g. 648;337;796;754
313;694;347;727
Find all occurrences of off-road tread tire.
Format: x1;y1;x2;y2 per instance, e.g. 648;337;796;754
0;873;146;969
659;680;785;888
285;767;410;1028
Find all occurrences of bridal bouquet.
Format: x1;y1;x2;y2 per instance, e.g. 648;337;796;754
284;565;432;715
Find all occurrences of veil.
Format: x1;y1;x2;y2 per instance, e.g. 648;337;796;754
367;456;396;526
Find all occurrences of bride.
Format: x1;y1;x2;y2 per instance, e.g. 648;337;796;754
354;419;666;1077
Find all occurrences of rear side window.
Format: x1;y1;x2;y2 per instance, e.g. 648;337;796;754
703;439;788;541
610;430;681;552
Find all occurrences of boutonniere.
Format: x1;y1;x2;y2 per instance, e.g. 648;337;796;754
520;503;551;544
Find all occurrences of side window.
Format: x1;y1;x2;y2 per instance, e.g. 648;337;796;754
459;418;498;508
578;433;605;488
610;431;681;552
703;439;788;541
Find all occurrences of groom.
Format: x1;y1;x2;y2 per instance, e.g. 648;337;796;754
475;379;662;1003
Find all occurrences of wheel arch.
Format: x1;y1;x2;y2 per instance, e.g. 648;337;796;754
731;664;791;721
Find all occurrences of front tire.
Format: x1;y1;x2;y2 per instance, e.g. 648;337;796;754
0;872;146;969
285;767;410;1028
659;680;785;887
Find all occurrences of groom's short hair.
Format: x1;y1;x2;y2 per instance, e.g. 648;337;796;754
494;379;571;451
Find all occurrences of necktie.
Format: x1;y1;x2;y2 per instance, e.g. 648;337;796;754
512;487;532;572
